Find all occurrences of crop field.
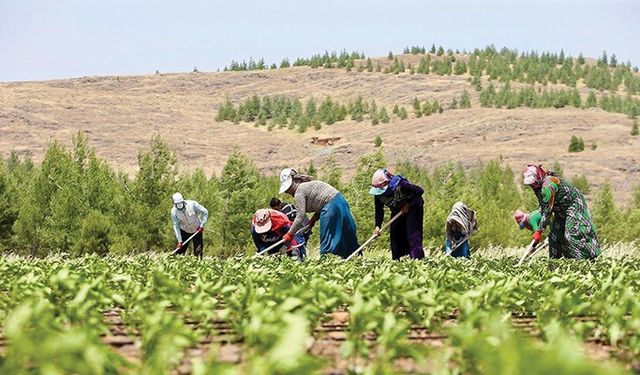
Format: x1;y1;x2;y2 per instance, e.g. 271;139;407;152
1;247;639;374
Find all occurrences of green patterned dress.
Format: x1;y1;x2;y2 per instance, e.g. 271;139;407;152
535;175;601;259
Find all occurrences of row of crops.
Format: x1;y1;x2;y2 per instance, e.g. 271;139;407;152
1;252;639;374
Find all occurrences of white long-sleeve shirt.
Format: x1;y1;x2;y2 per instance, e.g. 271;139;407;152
171;200;208;242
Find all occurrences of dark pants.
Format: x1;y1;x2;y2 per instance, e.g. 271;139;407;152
175;229;203;259
389;199;425;260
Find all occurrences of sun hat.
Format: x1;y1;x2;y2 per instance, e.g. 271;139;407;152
253;209;272;234
172;192;185;204
279;168;296;194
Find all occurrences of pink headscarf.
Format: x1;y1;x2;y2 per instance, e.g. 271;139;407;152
523;165;547;188
513;210;529;225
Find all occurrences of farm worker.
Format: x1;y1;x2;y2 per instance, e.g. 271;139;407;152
279;168;359;259
444;202;477;258
513;209;542;232
270;197;311;243
369;168;425;260
523;165;601;259
251;208;306;261
171;192;208;259
269;197;297;221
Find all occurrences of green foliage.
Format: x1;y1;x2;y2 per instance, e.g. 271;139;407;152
632;119;639;136
374;135;383;148
2;135;640;257
592;181;623;241
218;148;261;254
571;174;591;194
319;154;342;190
2;254;638;374
460;89;472;108
568;135;585;152
398;106;408;120
379;106;390;123
219;95;405;130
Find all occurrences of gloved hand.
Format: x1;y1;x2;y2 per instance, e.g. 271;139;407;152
283;232;294;246
532;230;542;244
372;226;381;238
196;226;204;233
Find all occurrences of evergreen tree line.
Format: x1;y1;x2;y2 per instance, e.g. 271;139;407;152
381;45;640;96
478;82;640;117
223;50;365;71
0;135;638;257
222;46;640;96
215;95;400;130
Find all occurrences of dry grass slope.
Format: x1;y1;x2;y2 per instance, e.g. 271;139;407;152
1;55;638;202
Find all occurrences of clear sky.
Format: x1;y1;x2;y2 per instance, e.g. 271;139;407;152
1;0;638;82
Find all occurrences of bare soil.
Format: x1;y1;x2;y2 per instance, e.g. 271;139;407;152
87;309;637;374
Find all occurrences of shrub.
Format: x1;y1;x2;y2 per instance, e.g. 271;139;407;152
568;135;585;152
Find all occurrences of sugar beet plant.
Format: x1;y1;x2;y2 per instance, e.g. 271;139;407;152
1;254;639;373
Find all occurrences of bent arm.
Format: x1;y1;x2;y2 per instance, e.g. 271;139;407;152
171;212;183;242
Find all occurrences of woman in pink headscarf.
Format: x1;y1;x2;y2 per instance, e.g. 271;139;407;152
522;165;600;259
369;168;425;260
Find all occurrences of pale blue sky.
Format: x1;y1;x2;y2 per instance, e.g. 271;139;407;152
1;0;638;82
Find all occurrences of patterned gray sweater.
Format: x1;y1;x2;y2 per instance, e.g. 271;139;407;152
289;181;339;234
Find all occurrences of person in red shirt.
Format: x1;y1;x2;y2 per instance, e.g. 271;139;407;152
251;209;306;261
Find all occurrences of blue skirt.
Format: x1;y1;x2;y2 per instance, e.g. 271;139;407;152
319;193;359;259
445;231;470;258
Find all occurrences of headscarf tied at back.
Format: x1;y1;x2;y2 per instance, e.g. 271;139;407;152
523;165;547;189
445;202;478;241
513;210;529;229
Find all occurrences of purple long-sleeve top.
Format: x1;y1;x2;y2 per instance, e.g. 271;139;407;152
374;177;424;227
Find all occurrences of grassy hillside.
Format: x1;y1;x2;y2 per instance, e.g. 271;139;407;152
1;48;638;201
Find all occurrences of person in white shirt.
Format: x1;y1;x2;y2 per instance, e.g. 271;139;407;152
171;192;208;259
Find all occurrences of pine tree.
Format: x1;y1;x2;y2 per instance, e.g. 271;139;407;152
422;101;432;116
319;154;343;189
413;97;422;117
379;107;390;123
460;89;471;108
392;104;400;115
479;83;496;107
437;46;445;56
374;136;383;147
366;58;373;72
387;51;394;60
305;160;317;176
280;58;291;68
568;135;584;152
632;119;639;136
219;148;261;251
571;174;590;194
430;44;436;53
449;97;458;109
570;89;582;108
433;100;443;114
577;53;586;65
599;51;608;66
398;106;408;120
585;91;597;108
